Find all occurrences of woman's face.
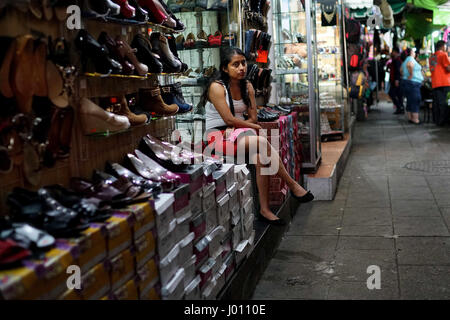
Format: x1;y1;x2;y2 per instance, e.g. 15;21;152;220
410;50;416;58
224;54;247;80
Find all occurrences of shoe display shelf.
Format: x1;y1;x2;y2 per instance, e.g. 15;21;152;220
167;2;241;145
272;0;321;173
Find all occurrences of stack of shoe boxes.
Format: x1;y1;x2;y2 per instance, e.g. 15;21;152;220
258;111;301;205
233;165;256;267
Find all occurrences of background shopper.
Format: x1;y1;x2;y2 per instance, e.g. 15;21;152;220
401;48;423;124
203;47;314;225
429;40;450;126
389;47;404;114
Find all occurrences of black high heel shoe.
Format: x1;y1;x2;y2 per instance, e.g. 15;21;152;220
290;190;314;203
257;213;286;226
74;29;123;74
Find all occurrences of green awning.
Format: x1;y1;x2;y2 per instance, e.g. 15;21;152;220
349;1;406;18
405;11;446;39
433;9;450;25
407;0;448;10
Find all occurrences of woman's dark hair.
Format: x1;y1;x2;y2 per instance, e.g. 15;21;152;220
400;48;411;62
201;47;250;115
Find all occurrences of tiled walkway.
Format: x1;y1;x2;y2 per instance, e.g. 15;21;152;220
252;101;450;300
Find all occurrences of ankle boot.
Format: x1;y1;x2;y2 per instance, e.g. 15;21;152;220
112;0;136;18
138;87;179;116
160;85;192;113
115;35;149;76
117;95;148;125
170;82;191;107
131;33;164;73
150;32;181;73
98;31;135;75
155;0;186;31
138;0;167;24
128;0;148;21
74;29;123;74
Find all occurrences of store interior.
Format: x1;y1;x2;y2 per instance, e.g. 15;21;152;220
0;0;449;300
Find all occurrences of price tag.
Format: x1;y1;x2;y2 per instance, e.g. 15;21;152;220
121;26;127;36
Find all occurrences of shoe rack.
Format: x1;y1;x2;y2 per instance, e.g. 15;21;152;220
166;1;242;145
242;0;274;107
0;4;181;214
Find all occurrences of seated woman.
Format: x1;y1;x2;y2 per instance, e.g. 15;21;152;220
203;47;314;226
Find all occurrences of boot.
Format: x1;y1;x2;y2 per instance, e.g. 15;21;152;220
150;32;181;73
131;33;163;73
171;82;191;107
160;85;192;113
117;95;148;125
138;87;179;116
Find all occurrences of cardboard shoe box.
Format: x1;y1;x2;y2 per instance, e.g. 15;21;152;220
177;232;195;267
156;219;178;259
240;198;254;222
190;211;206;243
189;188;202;216
182;254;197;288
103;214;133;259
172;183;190;217
67;223;107;274
106;248;135;291
227;182;239;214
174;164;204;194
205;205;218;234
213;166;227;199
216;193;230;226
158;243;180;287
133;231;156;269
115;202;155;241
175;206;193;244
109;279;139;300
136;258;159;298
79;262;110;300
153;193;176;239
201;182;216;212
184;274;201;300
241;213;255;240
161;268;185;300
213;163;235;193
238;180;252;207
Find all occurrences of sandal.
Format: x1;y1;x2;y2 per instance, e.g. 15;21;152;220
0;223;55;251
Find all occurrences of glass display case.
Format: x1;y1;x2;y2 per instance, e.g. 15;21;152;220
272;0;321;172
316;0;345;141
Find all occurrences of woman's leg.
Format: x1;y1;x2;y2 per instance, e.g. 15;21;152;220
236;135;308;220
411;83;421;123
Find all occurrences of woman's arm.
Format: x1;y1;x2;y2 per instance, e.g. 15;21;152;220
208;82;261;130
246;81;257;124
407;61;414;80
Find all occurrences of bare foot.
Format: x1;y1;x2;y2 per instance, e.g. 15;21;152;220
260;208;280;221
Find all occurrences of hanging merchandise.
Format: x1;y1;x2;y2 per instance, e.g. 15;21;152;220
320;1;337;27
345;18;361;44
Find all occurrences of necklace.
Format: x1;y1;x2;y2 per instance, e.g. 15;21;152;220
323;10;335;24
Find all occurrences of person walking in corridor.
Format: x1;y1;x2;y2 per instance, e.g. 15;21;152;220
401;48;423;124
429;40;450;126
389;48;404;114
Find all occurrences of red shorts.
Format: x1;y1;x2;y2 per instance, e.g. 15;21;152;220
205;128;257;157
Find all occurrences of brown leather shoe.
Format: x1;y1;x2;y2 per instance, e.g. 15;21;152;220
138;87;178;116
117;95;148;126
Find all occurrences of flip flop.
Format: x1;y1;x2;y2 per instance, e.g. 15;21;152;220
1;223;55;251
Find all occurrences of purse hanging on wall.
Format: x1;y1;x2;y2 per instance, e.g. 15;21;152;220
321;2;337;27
